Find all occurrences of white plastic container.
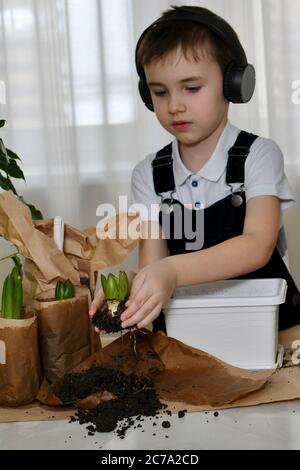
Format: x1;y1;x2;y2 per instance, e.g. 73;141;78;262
163;278;287;370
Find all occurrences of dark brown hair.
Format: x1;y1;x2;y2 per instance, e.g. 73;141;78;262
136;9;237;76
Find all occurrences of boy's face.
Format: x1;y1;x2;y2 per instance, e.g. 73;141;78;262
144;46;229;147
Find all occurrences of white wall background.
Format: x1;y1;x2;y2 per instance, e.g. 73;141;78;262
0;0;300;293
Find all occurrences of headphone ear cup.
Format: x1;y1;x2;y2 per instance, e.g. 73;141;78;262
138;79;154;112
223;62;255;103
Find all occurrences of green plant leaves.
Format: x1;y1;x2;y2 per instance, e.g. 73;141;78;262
0;138;8;163
55;279;75;301
106;274;118;300
1;255;23;319
0;121;43;220
12;254;22;275
64;279;74;299
6;148;21;160
0;173;17;193
0;157;25;180
17;195;43;221
0;137;25;180
118;271;129;301
100;271;129;301
100;274;108;297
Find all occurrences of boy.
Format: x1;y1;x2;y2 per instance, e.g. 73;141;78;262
90;5;299;332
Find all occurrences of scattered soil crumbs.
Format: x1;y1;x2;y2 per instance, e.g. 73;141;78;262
91;300;126;333
162;421;171;428
58;365;169;437
178;409;187;418
58;364;192;440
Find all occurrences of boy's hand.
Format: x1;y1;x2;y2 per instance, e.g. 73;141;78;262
120;259;176;329
89;289;105;316
89;289;105;333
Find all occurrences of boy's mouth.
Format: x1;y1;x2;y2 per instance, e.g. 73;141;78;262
172;121;191;131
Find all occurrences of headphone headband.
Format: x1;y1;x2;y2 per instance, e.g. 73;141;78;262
136;7;247;77
135;6;255;107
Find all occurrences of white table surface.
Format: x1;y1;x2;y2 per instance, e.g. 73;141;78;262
1;399;300;450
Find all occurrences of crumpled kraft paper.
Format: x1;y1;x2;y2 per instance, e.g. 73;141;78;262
153;326;300;412
2;326;300;421
38;329;164;407
0;191;140;303
148;333;274;407
37;330;273;409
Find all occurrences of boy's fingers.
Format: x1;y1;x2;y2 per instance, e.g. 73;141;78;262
121;296;156;329
124;271;141;306
89;290;105;316
89;305;96;316
128;273;145;300
126;269;138;286
137;304;162;329
121;290;151;321
131;280;150;304
95;327;106;334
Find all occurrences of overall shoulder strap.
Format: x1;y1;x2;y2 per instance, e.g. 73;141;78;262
226;131;258;184
152;132;259;193
152;142;175;195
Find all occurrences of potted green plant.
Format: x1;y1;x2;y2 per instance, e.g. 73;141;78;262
0;119;43;220
0;253;41;406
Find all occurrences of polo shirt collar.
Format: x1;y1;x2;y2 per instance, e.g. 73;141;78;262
172;120;240;186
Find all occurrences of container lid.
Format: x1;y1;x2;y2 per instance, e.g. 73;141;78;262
164;278;288;308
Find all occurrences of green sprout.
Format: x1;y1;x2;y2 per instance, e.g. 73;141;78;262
1;255;23;319
100;271;129;317
55;279;75;301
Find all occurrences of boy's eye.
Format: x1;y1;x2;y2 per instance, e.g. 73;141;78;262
152;90;166;96
186;87;201;92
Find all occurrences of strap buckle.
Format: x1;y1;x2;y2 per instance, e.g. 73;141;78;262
159;190;175;214
228;184;245;208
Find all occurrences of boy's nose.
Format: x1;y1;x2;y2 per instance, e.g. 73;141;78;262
168;94;186;114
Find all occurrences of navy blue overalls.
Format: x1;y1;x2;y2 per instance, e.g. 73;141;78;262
151;131;300;332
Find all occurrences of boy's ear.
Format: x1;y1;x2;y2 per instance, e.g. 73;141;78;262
138;79;154;112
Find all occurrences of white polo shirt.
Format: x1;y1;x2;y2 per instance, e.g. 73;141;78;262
130;120;294;226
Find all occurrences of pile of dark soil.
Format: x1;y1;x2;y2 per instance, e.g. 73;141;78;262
91;300;126;333
75;389;165;437
58;365;165;437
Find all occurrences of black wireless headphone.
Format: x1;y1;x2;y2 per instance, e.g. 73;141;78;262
135;6;256;111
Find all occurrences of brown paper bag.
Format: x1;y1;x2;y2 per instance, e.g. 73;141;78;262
34;286;97;383
0;307;41;406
